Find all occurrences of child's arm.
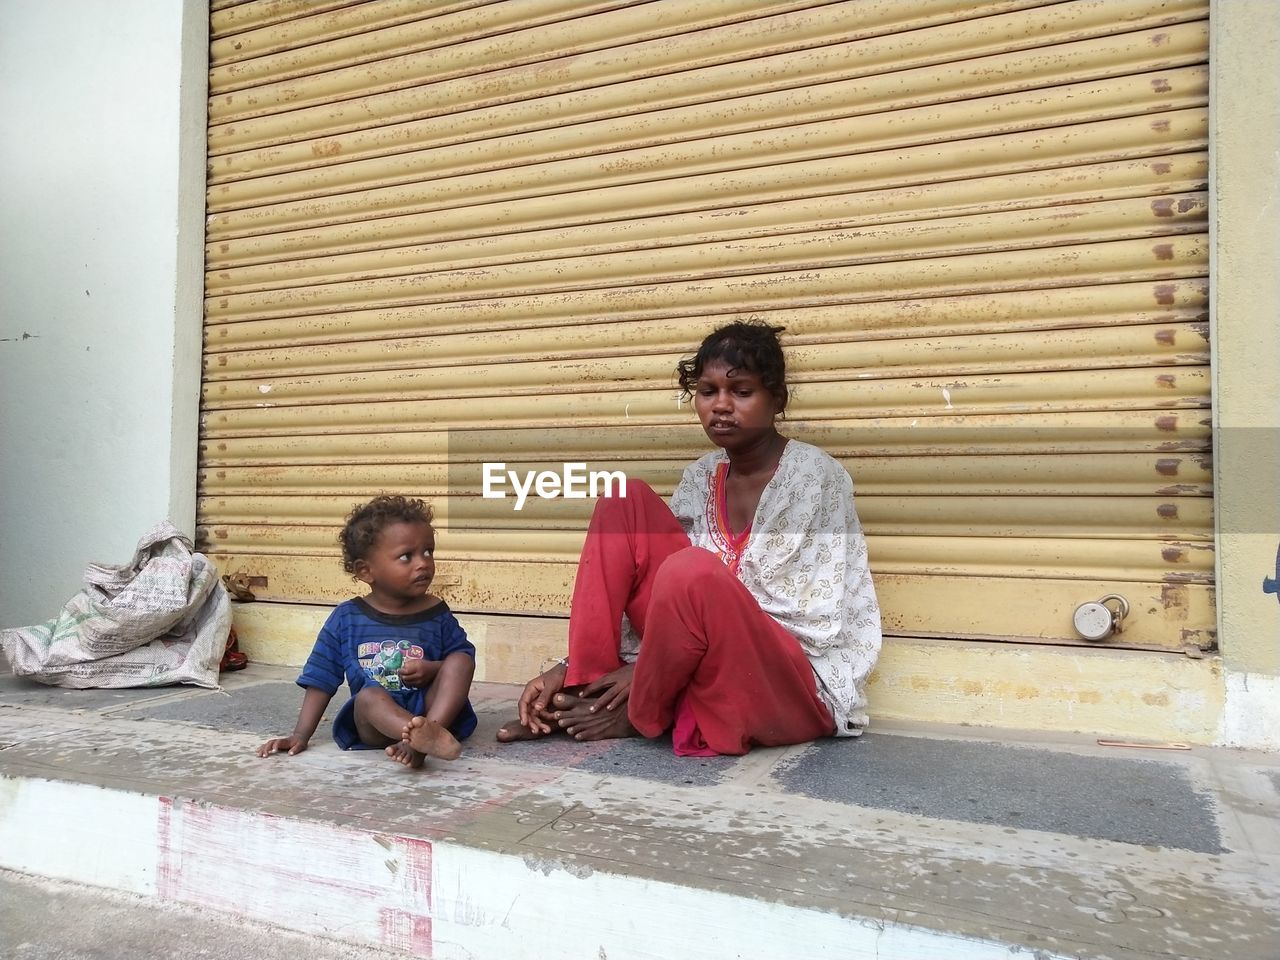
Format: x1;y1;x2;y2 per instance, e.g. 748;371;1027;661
423;650;475;726
257;686;332;757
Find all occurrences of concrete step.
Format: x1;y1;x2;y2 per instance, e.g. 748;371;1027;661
0;665;1276;960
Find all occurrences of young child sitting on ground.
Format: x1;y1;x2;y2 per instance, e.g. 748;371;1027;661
257;495;477;769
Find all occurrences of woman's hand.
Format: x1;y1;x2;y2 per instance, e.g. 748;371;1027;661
581;662;635;713
518;661;568;733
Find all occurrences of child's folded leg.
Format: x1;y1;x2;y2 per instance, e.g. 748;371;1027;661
352;685;431;768
401;651;473;759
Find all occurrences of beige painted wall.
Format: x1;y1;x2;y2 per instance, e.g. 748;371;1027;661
0;0;208;627
1211;0;1280;747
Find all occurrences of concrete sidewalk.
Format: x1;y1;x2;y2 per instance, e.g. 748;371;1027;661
0;663;1276;960
0;868;410;960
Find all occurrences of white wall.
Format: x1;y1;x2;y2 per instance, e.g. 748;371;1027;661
0;0;208;627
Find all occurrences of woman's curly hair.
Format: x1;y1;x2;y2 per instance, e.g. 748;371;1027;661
339;495;434;573
675;319;789;411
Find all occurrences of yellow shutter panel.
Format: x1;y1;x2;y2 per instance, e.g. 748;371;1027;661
200;0;1212;652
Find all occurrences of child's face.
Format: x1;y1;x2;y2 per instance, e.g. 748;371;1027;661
354;521;436;606
693;360;782;451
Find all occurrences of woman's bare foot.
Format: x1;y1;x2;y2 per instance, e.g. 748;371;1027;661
551;692;639;741
385;739;425;769
496;663;569;744
402;715;462;760
496;716;555;742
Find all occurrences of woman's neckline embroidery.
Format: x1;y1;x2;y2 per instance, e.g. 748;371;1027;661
715;461;752;539
709;442;789;576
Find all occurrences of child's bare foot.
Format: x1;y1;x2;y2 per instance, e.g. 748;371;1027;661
551;692;639;741
385;739;425;769
402;715;462;760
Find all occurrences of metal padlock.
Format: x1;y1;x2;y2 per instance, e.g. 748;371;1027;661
1072;594;1130;642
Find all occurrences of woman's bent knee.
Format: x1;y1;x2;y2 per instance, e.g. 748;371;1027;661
653;546;731;597
591;478;659;510
667;545;728;575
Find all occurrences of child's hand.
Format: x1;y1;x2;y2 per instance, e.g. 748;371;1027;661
397;659;433;688
257;735;308;757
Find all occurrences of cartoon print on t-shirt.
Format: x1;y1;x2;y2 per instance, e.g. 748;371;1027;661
358;639;424;692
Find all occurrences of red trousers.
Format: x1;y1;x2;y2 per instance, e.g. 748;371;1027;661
565;481;834;755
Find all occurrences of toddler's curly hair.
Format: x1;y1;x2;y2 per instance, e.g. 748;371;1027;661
675;319;789;411
339;495;434;573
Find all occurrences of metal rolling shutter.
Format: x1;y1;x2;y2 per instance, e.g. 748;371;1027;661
200;0;1213;652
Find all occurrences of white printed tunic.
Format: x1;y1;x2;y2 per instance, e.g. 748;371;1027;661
667;440;882;735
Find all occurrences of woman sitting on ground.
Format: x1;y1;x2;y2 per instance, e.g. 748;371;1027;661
496;320;882;756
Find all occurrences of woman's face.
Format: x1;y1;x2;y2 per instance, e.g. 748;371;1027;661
693;360;782;450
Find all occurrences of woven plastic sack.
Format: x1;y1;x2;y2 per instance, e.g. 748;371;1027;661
0;521;229;688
